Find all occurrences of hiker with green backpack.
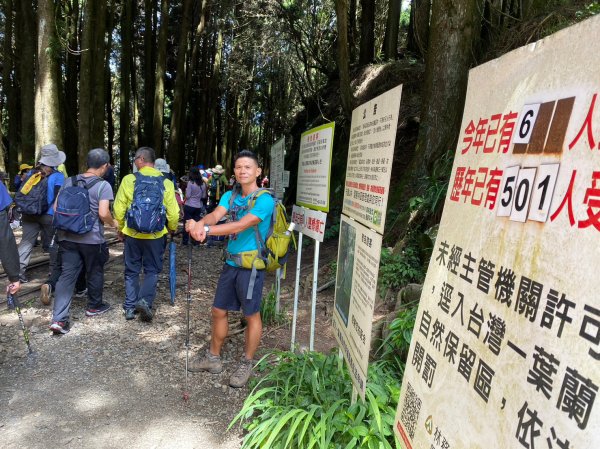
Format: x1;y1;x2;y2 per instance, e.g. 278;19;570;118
186;149;289;388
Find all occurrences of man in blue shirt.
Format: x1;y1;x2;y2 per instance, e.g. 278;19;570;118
17;144;66;283
185;150;275;388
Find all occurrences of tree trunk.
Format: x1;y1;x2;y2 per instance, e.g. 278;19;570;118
19;0;36;161
349;0;357;63
64;0;81;175
106;0;116;163
119;0;134;179
335;0;354;116
2;0;20;176
35;0;64;154
416;0;480;178
143;0;155;144
382;0;401;60
152;0;169;155
168;0;194;173
407;0;431;58
358;0;375;65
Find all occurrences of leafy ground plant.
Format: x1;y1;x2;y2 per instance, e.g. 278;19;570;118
376;301;419;377
260;286;288;326
230;351;402;449
379;246;424;291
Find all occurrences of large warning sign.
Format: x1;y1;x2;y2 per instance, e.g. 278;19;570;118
270;137;285;199
342;85;402;234
395;17;600;449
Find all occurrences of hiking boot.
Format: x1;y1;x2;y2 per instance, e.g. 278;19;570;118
74;288;88;298
40;283;52;306
85;303;111;317
229;358;254;388
135;299;153;322
49;321;70;335
124;308;136;321
188;350;223;374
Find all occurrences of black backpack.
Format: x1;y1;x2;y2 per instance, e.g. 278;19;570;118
14;170;52;215
125;173;167;233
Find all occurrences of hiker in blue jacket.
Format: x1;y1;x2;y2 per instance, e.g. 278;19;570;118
0;182;21;295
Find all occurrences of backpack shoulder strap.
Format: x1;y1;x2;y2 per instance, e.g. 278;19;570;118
85;176;103;191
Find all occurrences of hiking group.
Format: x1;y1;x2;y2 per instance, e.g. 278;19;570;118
1;145;280;387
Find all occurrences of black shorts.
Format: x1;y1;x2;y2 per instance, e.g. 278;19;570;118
213;264;265;316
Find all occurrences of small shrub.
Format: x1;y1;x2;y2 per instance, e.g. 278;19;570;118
379;246;424;291
230;351;402;449
376;301;419;377
260;287;288;326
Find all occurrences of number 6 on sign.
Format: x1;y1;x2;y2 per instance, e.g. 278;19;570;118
513;104;541;144
510;167;537;222
497;166;520;217
528;164;560;223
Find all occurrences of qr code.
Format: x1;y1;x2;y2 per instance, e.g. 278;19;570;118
400;382;422;439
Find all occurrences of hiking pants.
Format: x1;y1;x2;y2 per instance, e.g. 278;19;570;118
52;241;109;323
123;236;166;310
18;214;57;278
46;243;87;292
182;205;204;245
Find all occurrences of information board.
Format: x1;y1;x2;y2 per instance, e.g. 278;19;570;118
342;85;402;234
270;137;285;199
291;205;327;242
395;16;600;449
333;215;383;399
297;122;335;211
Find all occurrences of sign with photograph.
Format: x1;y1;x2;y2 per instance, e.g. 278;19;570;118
297;122;335;212
333;215;383;399
342;85;402;234
394;16;600;449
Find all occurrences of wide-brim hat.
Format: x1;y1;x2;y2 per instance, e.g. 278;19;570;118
155;158;170;173
19;163;33;171
38;144;66;167
213;165;224;174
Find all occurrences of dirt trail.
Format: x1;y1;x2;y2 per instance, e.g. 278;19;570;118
0;238;338;449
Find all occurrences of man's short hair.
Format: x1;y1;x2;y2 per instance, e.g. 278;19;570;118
135;147;156;163
234;149;259;166
87;148;110;169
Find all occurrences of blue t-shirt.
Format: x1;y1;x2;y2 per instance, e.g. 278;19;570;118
0;183;12;211
45;171;65;216
219;190;275;267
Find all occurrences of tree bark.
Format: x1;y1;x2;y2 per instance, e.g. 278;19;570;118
35;0;64;154
119;0;134;179
407;0;431;58
2;0;20;176
152;0;169;155
335;0;354;117
64;0;81;175
382;0;401;60
168;0;194;174
19;0;36;161
416;0;480;178
143;0;155;144
358;0;375;65
105;0;116;163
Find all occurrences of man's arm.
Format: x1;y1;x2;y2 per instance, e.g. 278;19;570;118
163;179;180;232
113;175;133;227
98;199;118;228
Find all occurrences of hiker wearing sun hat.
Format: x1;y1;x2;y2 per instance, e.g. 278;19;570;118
15;144;66;283
13;163;33;191
207;164;228;213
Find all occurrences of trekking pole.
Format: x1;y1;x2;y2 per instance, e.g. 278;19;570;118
6;291;34;355
183;241;192;402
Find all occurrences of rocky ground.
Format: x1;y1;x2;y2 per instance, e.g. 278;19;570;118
0;235;338;449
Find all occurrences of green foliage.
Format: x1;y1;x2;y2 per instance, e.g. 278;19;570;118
377;302;419;377
324;222;340;241
230;351;401;449
261;287;288;326
379;246;424;291
576;1;600;18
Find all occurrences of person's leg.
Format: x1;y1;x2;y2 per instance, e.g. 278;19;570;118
210;307;229;356
243;312;263;360
123;236;142;311
17;217;40;277
81;243;109;311
138;237;166;309
51;241;82;327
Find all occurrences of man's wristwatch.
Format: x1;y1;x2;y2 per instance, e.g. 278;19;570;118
204;225;210;235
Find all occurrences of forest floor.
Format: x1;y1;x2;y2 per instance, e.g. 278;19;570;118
0;230;340;449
